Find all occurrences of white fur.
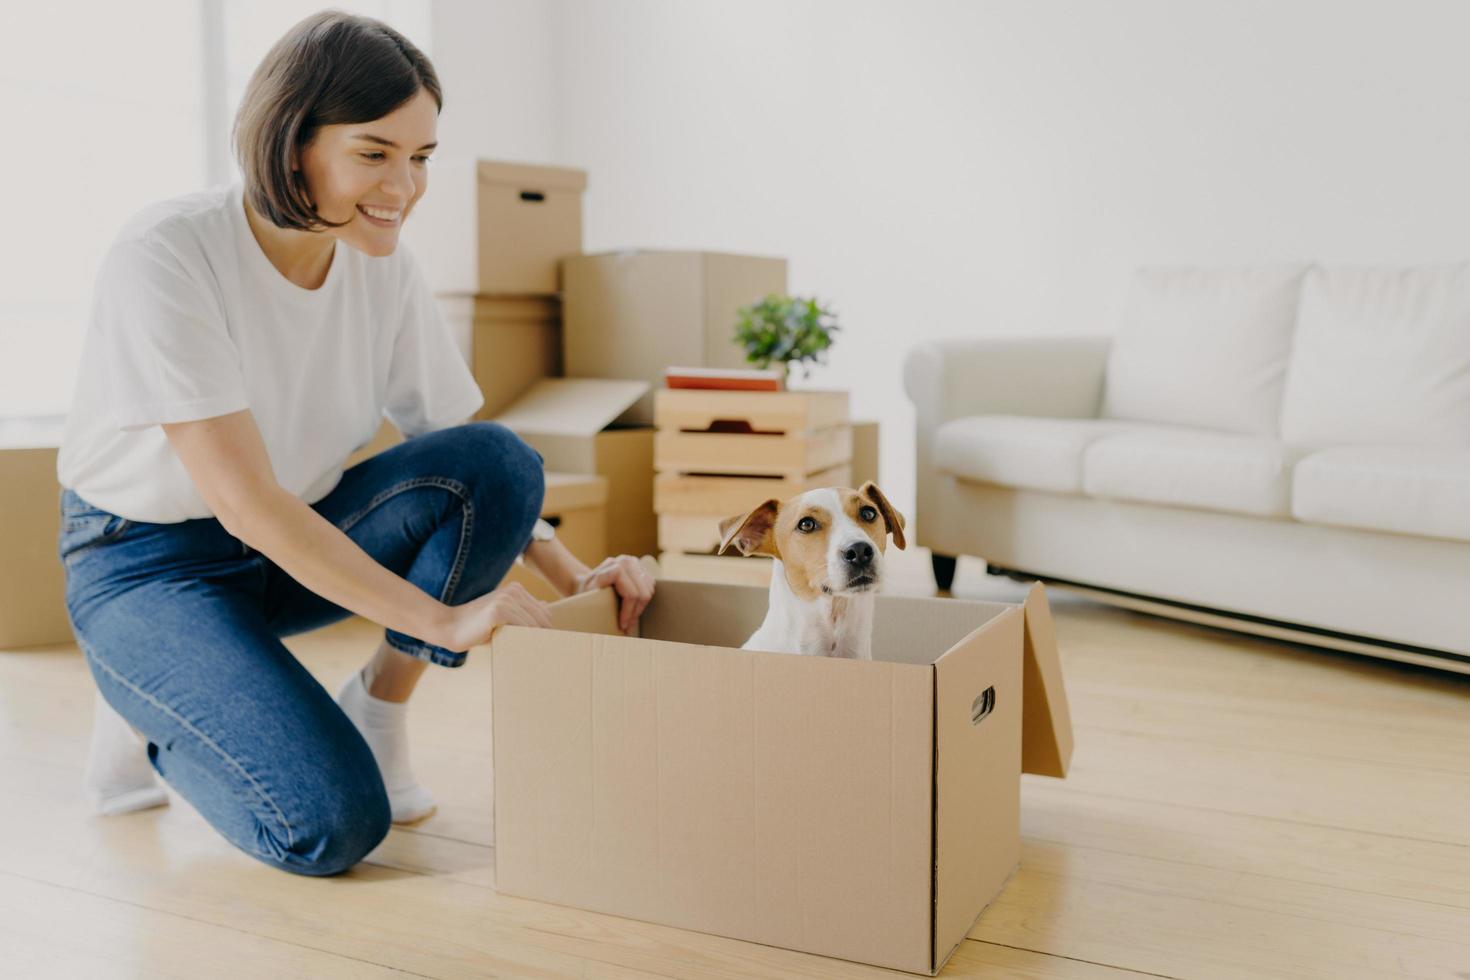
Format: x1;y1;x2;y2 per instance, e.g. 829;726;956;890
740;489;881;659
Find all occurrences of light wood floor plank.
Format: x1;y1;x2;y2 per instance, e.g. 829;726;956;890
1019;784;1470;911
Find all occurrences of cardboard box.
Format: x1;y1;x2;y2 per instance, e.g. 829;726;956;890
0;440;70;649
433;294;561;420
495;379;657;559
490;579;1073;975
562;251;788;424
403;158;586;295
504;472;608;602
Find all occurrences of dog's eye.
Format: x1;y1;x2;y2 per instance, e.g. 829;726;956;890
797;516;818;533
859;506;878;522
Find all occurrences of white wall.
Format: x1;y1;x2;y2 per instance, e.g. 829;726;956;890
430;0;558;162
440;0;1470;519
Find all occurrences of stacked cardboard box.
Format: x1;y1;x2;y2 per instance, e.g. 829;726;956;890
398;158;660;563
401;158;587;424
493;378;655;559
562;251;788;425
653;388;851;585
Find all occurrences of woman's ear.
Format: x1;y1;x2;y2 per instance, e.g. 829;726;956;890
859;481;907;550
717;499;782;558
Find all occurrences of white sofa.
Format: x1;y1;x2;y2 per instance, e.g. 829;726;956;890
905;264;1470;674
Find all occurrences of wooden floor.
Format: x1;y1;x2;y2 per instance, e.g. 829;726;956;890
2;550;1468;979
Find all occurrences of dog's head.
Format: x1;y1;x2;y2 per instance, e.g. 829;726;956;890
717;482;907;600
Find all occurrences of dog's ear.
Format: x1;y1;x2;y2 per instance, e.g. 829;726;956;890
860;481;907;550
717;499;782;558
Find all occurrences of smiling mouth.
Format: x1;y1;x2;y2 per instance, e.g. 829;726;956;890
356;205;402;227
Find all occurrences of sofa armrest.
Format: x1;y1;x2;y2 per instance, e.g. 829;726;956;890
904;336;1112;553
903;336;1112;427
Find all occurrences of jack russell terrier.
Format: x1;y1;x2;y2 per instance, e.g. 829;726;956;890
717;482;906;659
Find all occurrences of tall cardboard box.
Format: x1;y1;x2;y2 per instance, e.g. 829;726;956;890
403;158;586;295
494;379;657;559
490;579;1073;976
562;251;787;424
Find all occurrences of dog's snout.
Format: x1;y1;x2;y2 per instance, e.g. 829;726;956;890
843;540;875;568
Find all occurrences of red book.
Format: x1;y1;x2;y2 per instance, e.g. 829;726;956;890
663;366;785;392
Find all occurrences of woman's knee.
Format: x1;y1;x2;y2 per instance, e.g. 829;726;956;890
260;777;392;877
459;422;545;524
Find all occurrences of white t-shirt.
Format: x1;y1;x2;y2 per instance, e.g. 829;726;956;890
56;183;485;524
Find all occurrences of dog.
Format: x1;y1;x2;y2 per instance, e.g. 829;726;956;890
716;482;906;659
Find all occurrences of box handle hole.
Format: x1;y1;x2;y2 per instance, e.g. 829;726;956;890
519;190;546;202
971;687;996;727
681;419;783;436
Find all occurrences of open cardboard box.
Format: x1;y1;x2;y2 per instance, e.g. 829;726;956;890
489;575;1072;975
494;378;656;558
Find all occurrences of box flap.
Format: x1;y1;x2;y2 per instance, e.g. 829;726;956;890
1021;583;1073;778
494;378;651;437
932;607;1024;973
543;587;624;637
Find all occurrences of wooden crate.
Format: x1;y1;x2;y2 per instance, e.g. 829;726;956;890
654;424;851;477
654;388;849;434
653;464;852;518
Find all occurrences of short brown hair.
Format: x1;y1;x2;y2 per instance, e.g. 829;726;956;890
233;11;442;231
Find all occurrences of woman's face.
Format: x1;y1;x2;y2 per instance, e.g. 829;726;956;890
295;87;438;257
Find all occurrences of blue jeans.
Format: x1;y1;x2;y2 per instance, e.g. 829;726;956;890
59;422;545;876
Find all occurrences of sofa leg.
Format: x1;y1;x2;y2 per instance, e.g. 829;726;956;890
930;553;958;593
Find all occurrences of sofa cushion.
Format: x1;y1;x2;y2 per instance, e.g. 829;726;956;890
934;416;1136;494
1101;264;1309;436
1280;264;1470;449
1082;428;1300;517
1292;446;1470;544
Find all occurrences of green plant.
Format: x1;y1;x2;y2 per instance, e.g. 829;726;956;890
733;294;840;379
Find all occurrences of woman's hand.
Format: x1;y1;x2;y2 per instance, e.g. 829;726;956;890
576;555;656;634
436;582;552;652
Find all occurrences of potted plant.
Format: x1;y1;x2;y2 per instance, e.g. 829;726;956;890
733;294;840;385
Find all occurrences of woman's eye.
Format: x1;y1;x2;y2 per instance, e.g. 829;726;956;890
360;152;385;161
413;155;431;165
859;506;878;522
797;517;817;533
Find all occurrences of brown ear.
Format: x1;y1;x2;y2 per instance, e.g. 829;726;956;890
717;499;782;558
860;481;907;550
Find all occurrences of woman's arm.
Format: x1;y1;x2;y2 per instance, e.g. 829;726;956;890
521;536;591;597
164;410;455;647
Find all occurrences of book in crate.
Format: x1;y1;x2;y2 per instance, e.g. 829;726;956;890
663;366;785;392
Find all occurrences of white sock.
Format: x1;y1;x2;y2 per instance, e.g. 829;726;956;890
335;668;437;824
83;689;169;816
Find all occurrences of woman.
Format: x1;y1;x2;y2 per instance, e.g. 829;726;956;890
55;11;654;876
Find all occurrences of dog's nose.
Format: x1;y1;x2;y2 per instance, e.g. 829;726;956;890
843;541;875;568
